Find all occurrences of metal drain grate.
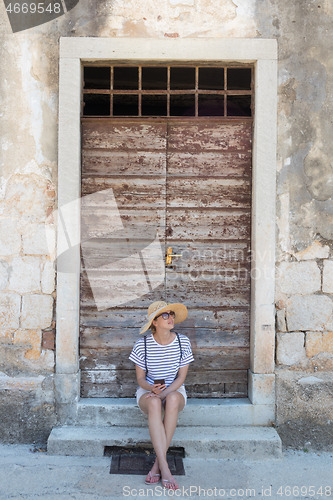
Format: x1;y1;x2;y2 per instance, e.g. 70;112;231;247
105;446;185;476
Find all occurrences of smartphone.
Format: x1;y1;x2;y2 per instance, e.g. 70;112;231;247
154;379;165;385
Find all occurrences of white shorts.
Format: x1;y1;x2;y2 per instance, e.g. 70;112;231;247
136;385;187;408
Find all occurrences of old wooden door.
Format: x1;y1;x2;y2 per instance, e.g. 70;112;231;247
80;118;251;398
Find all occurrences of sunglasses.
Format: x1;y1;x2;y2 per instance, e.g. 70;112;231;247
155;311;176;320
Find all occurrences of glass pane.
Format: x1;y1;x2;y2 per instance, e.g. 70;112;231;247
113;67;138;90
84;67;110;89
227;68;252;90
142;95;167;116
227;95;252;116
170;95;195;116
170;67;195;90
142;67;167;90
199;68;224;90
113;95;138;116
198;95;225;116
83;94;110;116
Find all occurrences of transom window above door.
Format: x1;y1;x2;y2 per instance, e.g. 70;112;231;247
82;65;253;118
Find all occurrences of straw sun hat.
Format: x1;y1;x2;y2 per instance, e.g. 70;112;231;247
139;300;188;335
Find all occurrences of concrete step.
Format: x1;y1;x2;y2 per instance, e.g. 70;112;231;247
76;398;275;427
47;426;282;459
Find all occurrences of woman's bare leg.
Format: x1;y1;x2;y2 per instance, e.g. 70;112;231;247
139;392;185;489
163;391;185;445
139;395;170;485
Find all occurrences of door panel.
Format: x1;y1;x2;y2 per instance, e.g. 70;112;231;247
165;121;251;397
80;119;252;398
80;120;167;396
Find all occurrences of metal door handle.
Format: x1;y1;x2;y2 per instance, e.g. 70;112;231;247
166;246;182;265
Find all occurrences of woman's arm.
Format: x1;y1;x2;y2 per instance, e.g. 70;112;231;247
158;365;189;399
136;365;166;395
135;365;154;391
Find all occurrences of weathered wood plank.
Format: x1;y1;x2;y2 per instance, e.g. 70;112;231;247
81;211;165;241
166;209;251;241
82;121;167;151
167;152;251;178
80;271;165;310
186;369;248;397
80;369;248;398
167;178;251;209
81;177;166;208
80;235;163;269
166;291;250;309
168;122;252;152
80;347;249;371
79;327;249;349
82;151;166;176
224;383;248;396
80;369;136;397
80;269;166;308
81;276;250;309
80;307;250;329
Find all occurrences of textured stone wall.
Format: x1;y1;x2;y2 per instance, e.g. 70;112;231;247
0;0;332;447
256;1;333;449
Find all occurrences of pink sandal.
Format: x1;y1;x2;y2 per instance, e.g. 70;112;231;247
145;471;161;485
162;479;179;490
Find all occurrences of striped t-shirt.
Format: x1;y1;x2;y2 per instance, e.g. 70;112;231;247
129;332;194;387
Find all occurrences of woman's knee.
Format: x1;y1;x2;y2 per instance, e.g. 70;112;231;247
147;396;163;414
139;394;161;415
165;391;183;410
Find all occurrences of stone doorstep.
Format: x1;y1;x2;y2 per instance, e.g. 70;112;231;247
47;426;282;459
76;398;275;427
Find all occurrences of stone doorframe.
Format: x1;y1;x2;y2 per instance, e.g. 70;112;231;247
56;37;277;424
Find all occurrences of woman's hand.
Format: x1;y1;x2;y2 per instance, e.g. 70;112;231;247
145;384;166;399
151;383;166;395
145;390;164;400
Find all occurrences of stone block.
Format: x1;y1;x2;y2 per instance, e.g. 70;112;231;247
276;332;306;365
4;174;53;222
0;260;9;290
0;218;21;256
0;330;14;342
251;303;275;373
0;379;56;443
276;370;333;449
21;294;53;329
47;425;282;459
286;295;333;331
0;293;21;329
24;349;55;373
276;308;287;332
41;260;55;293
8;256;41;293
248;372;275;405
277;261;321;295
13;329;42;360
294;240;330;261
305;331;333;357
55;373;80;404
22;223;56;256
0;372;45;391
323;260;333;293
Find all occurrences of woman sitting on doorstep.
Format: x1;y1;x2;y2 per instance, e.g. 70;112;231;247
129;300;194;490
